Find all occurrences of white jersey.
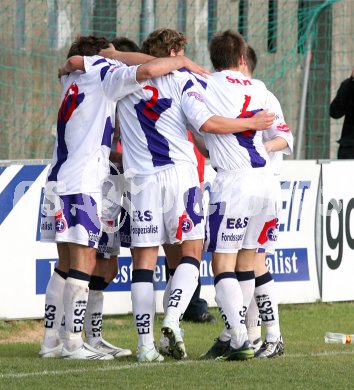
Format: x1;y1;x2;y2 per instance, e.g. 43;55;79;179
201;70;288;172
256;81;293;176
47;55;145;194
117;70;214;176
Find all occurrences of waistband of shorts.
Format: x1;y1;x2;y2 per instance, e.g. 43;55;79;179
124;161;197;179
215;166;273;176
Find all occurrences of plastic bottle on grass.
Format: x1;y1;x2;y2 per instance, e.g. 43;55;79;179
324;332;354;344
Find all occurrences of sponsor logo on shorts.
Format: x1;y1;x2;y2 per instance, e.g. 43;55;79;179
41;221;53;231
55;218;66;233
266;227;278;242
55;210;66;233
181;218;193;233
226;217;249;229
221;232;244;241
120;232;131;245
88;230;100;243
97;242;110;255
131;225;158;236
132;210;153;222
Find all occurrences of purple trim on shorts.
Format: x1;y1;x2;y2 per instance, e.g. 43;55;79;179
134;95;173;167
60;193;101;247
184;186;204;227
206;202;226;252
257;248;266;253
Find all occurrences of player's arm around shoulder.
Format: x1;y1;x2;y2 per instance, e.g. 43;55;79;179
200;110;275;135
99;46;155;66
58;54;110;78
264;90;293;154
136;55;210;82
58;55;85;78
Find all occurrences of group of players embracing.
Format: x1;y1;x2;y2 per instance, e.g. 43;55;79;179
39;27;293;362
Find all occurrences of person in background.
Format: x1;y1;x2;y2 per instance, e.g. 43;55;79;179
330;67;354;159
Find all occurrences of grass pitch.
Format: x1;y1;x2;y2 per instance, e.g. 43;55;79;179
1;302;354;389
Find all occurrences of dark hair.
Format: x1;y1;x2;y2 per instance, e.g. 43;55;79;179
245;45;257;74
66;35;110;58
111;37;140;52
141;28;187;57
209;30;246;71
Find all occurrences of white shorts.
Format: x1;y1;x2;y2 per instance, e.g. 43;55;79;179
97;166;123;258
40;192;103;248
124;163;205;247
260;178;282;254
204;168;278;253
97;227;120;259
119;194;132;248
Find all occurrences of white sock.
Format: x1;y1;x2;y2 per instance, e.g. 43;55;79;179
43;269;66;348
236;271;255;314
214;273;247;349
165;257;199;323
246;296;262;343
84;289;104;347
59;315;65;344
163;275;173;315
63;275;90;351
255;272;280;342
219;327;231;342
131;269;155;349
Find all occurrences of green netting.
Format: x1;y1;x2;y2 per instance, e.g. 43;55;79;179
0;0;352;160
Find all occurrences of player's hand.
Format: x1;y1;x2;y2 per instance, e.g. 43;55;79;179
263;140;272;153
99;43;116;58
182;57;211;78
251;109;274;130
57;66;68;79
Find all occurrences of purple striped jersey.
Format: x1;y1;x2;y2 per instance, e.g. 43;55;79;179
47;55;145;194
201;70;289;172
117;70;214;176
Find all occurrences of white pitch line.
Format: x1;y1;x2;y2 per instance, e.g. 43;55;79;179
0;350;353;380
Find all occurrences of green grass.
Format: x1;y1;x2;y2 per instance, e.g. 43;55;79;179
1;302;354;389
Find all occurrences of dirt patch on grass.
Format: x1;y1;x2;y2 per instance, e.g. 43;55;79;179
0;320;43;344
0;317;132;344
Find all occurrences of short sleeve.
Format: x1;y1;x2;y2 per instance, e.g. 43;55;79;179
264;90;293;155
179;76;214;134
84;55;147;102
